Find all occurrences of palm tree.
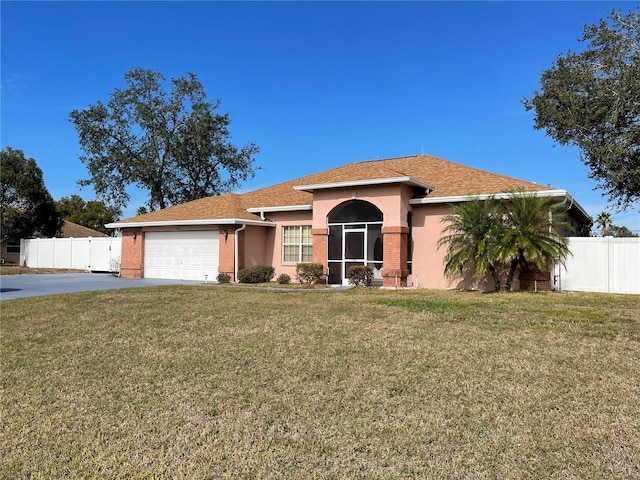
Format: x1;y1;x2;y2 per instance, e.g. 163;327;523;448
497;192;572;291
596;210;613;236
438;196;504;291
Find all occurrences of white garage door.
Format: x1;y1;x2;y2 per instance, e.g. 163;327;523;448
144;230;219;281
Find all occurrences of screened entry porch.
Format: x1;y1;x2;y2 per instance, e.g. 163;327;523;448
326;200;384;286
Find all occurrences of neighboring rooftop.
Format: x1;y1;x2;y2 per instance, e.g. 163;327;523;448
61;221;107;238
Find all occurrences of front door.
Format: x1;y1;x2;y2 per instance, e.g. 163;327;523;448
344;227;365;285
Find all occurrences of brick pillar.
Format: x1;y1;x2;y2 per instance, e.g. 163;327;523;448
312;228;328;282
381;226;409;287
218;225;236;281
311;228;328;266
120;229;144;278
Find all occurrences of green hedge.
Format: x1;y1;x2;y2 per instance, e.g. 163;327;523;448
237;265;275;284
347;265;374;287
216;273;231;284
296;263;325;285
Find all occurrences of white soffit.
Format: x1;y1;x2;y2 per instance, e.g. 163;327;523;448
294;176;435;192
410;189;591;220
247;205;313;214
105;218;275;229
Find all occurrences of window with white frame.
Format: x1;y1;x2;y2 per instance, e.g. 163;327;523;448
282;226;312;263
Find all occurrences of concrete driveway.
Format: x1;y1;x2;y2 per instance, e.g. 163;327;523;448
0;273;204;301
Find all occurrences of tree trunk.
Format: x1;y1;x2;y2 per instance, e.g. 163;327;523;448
505;258;519;292
488;264;501;292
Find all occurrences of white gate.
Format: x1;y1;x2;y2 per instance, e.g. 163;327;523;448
21;237;122;273
554;237;640;294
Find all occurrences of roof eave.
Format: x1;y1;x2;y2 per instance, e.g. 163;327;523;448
294;176;435;192
410;189;591;222
246;205;313;214
105;218;275;229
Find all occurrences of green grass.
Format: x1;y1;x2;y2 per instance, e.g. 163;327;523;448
0;265;85;275
2;287;639;479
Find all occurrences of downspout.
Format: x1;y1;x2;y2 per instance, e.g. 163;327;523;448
234;224;247;282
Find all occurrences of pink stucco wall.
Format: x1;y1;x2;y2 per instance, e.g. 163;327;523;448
242;211;313;280
410;203;497;290
239;186;486;288
242;225;269;268
309;184;412;229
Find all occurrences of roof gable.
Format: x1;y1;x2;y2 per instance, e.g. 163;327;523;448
61;221;107;238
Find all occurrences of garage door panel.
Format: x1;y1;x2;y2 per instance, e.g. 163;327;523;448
144;230;219;281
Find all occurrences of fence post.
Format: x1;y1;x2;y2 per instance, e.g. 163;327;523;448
606;236;611;293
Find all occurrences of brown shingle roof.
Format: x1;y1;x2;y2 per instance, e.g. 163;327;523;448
117;154;556;224
119;193;263;223
61;221;107;238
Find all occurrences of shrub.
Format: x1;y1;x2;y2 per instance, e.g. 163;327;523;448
277;273;291;285
216;272;231;284
296;263;325;285
237;265;275;284
347;265;374;287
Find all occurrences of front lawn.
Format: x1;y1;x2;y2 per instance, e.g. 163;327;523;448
2;287;638;479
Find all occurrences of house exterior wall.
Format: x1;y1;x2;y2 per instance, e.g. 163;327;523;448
242;211;313;280
409;203;498;290
309;184;414;286
242;225;269;270
217;225;237;281
115;188;584;290
1;240;21;264
120;229;144;278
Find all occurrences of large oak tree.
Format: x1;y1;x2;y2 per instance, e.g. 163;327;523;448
0;147;63;239
523;9;640;209
69;68;259;212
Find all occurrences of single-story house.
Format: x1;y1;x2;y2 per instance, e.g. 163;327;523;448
1;220;106;264
106;154;591;289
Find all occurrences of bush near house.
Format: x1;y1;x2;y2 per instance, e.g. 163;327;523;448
237;265;275;284
296;263;324;285
277;273;291;285
347;265;374;286
216;273;231;284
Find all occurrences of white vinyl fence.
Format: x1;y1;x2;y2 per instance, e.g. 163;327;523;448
20;237;122;273
554;237;640;295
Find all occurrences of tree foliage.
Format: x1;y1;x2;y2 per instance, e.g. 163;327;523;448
56;195;121;235
438;197;504;291
0;147;63;239
496;194;572;291
438;192;571;291
595;210;613;236
595;210;639;237
523;9;640;208
608;224;639;237
69;67;259;211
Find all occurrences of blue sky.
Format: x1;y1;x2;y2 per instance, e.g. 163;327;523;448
2;1;638;231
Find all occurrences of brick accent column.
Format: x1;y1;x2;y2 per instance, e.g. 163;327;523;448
120;229;144;278
311;228;328;284
311;228;328;266
217;225;236;282
381;225;409;287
